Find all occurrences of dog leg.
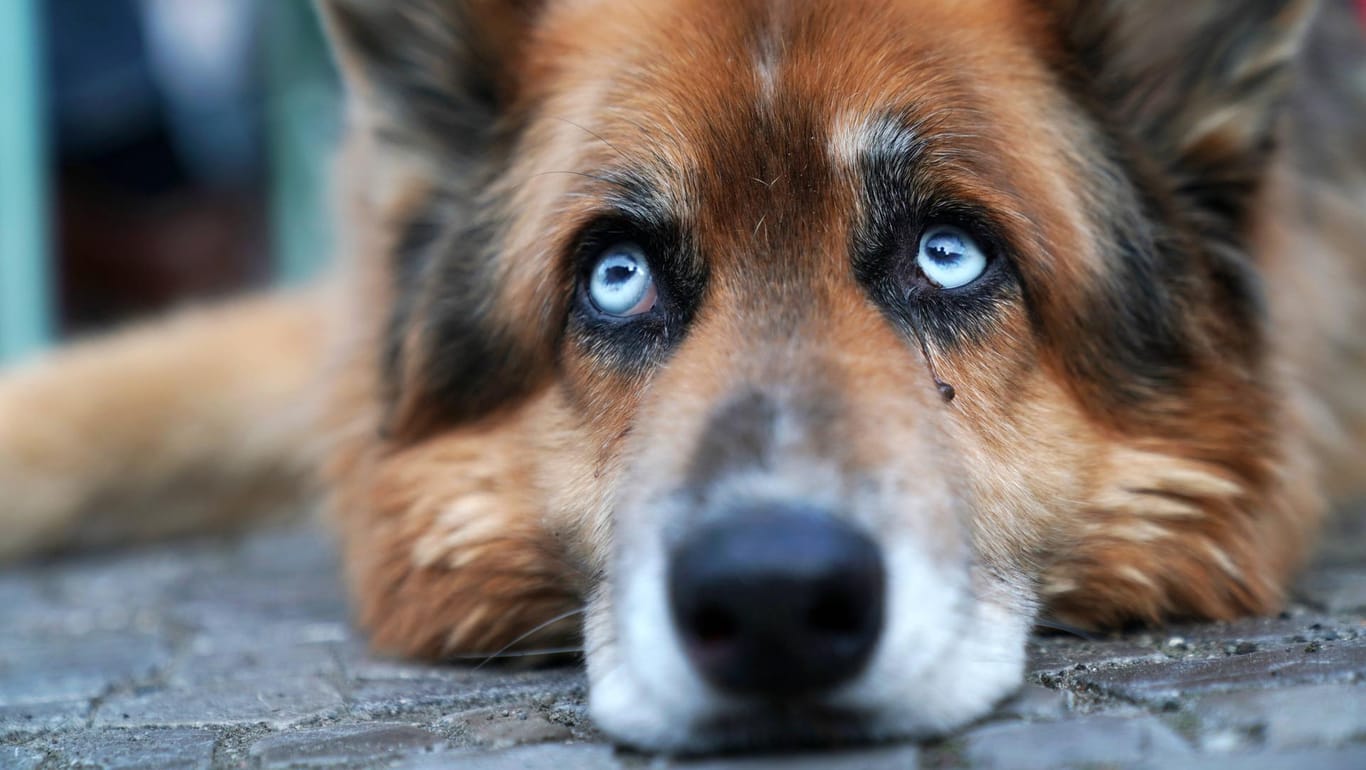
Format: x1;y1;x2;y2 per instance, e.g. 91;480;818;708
0;290;328;560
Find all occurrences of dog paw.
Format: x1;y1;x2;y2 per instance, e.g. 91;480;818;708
0;369;92;561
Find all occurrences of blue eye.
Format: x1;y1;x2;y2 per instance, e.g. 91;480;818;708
916;225;988;289
588;243;658;317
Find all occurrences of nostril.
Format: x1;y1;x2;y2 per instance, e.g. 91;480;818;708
807;586;866;635
689;605;739;645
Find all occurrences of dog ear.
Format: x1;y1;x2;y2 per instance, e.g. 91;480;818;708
318;1;558;439
317;0;542;154
1055;0;1319;235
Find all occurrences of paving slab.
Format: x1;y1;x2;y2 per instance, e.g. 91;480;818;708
1076;638;1366;703
1189;682;1366;750
0;700;91;736
1026;638;1166;675
671;744;922;769
396;743;925;770
395;743;620;770
93;675;347;729
0;630;170;706
342;670;584;722
43;727;218;770
248;723;446;768
1298;567;1366;615
1134;745;1366;770
450;706;578;750
959;715;1191;770
2;744;48;770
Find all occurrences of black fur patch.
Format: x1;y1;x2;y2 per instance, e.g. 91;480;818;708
1035;0;1316;400
847;116;1033;357
406;218;545;432
564;168;706;378
381;198;445;420
321;0;517;158
323;0;552;439
382;204;532;438
1047;0;1316;247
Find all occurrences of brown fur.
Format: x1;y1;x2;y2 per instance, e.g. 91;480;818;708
1;0;1363;751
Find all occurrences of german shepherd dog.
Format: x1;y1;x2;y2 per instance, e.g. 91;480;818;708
2;0;1365;754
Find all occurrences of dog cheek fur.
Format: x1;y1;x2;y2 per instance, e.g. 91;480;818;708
363;439;579;656
320;197;618;658
325;379;607;658
996;0;1328;626
320;196;612;657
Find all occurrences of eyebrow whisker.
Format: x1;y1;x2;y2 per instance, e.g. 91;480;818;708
552;117;631;162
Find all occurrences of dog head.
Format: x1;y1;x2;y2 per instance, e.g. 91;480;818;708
320;0;1322;752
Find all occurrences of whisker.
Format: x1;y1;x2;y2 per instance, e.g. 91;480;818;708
1033;618;1099;641
529;169;631;189
449;646;585;662
468;606;588;671
608;113;678;169
552;117;630;161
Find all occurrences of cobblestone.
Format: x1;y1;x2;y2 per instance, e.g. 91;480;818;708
3;744;48;770
1297;567;1366;614
1;517;1363;769
1134;746;1366;770
451;706;578;750
395;744;617;770
959;715;1190;769
0;631;170;706
0;701;91;736
1070;638;1366;704
37;728;218;770
671;745;923;769
248;724;446;768
93;675;348;729
1189;683;1366;750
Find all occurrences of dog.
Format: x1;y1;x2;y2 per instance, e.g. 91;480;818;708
2;0;1365;754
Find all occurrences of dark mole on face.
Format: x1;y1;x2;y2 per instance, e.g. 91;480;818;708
936;380;956;403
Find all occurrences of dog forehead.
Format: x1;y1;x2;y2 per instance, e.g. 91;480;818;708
535;0;1050;135
531;0;1063;252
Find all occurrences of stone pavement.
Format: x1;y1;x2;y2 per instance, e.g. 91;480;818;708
2;512;1365;770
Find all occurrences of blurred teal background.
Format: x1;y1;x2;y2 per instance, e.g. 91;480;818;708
0;0;340;363
0;0;49;361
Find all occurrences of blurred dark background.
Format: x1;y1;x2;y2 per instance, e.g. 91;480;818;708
0;0;339;360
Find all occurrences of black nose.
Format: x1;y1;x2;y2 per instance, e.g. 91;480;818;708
668;505;885;697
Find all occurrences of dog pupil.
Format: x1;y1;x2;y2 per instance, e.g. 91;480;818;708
929;241;962;265
605;265;635;286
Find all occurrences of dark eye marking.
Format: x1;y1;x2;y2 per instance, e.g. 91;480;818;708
565;208;705;372
852;189;1021;351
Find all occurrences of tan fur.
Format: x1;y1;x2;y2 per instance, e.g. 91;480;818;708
0;291;328;560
